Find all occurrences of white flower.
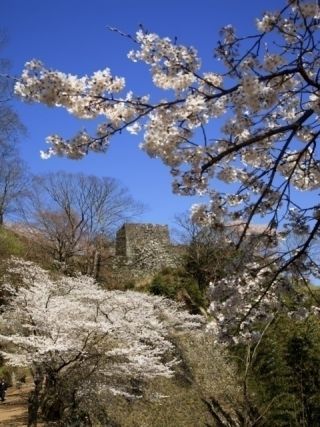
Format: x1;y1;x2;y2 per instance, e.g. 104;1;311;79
256;12;279;32
127;122;142;135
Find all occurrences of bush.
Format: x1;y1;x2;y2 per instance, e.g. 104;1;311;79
232;314;320;426
0;228;24;259
0;366;13;387
149;268;205;312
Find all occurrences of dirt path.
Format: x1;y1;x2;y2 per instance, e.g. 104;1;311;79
0;381;32;426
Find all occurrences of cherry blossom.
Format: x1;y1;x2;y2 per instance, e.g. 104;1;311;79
13;0;320;321
0;258;203;396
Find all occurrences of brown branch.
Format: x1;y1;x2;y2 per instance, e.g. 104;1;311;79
201;109;313;175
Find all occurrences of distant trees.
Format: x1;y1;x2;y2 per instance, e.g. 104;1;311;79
0;143;28;225
24;171;143;273
0;34;25;145
0;258;202;425
0;34;28;226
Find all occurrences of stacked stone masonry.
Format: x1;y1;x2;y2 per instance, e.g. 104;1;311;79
114;223;179;278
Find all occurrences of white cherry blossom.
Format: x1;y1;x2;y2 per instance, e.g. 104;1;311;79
13;0;320;321
0;258;203;393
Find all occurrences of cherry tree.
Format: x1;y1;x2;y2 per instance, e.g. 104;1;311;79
0;258;202;424
13;1;320;327
207;261;319;343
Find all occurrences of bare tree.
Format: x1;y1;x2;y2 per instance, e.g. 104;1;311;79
25;172;144;272
0;34;27;225
0;144;28;225
0;32;25;144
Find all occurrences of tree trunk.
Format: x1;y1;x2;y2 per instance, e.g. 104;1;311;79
28;367;44;427
92;250;101;279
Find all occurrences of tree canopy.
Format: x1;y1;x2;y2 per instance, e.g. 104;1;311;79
14;1;320;280
0;258;203;423
11;0;320;334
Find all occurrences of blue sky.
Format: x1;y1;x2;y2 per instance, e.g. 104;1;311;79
2;0;282;228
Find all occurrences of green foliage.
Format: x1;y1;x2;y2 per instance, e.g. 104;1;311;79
149;268;205;312
0;227;24;259
177;218;254;291
246;315;320;426
0;365;13;386
183;240;242;291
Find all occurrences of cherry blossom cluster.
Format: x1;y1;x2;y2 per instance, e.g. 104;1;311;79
14;1;320;305
15;60;150;159
0;258;203;397
206;262;314;344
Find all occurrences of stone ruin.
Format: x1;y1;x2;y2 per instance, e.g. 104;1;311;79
113;223;178;279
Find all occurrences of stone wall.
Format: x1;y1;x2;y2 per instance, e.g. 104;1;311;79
115;223;169;258
113;223;179;279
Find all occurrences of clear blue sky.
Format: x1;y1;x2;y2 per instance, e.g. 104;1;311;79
2;0;281;228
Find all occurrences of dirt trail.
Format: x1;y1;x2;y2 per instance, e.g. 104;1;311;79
0;381;31;426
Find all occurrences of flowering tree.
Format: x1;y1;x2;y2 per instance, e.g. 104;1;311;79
206;261;315;342
0;258;202;424
13;1;320;322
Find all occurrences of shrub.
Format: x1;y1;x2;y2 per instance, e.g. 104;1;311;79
149;268;205;312
0;228;24;259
